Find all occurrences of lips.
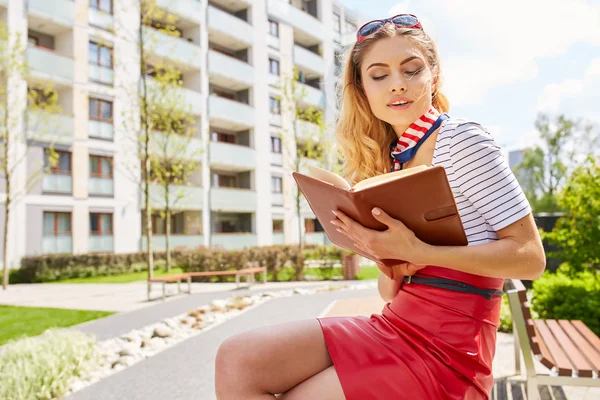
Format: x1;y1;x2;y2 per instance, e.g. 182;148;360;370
387;97;413;109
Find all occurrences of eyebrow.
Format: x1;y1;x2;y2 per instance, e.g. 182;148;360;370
367;56;421;71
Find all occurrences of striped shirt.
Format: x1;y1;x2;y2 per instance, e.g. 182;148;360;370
431;118;532;246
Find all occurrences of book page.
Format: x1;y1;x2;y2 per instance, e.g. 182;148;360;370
307;165;351;191
352;165;428;192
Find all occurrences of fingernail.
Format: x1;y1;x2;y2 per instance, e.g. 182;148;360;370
372;207;380;215
337;228;342;233
330;220;337;225
332;210;338;216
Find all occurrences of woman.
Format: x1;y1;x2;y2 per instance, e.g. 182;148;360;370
215;14;546;400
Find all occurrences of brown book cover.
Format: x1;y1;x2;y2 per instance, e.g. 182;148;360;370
292;165;467;267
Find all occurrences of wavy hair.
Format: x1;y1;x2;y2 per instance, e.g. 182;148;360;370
334;24;450;185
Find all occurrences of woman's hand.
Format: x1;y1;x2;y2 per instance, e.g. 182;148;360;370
330;207;425;264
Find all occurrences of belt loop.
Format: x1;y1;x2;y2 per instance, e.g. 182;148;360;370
405;276;412;284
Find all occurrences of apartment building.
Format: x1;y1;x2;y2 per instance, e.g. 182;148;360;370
0;0;361;268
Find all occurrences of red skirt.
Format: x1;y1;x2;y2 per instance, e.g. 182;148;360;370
317;266;503;400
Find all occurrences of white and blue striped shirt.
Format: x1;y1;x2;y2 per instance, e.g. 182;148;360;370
432;118;532;246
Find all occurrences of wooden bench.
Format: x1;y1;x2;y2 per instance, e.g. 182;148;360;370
505;279;600;399
147;267;267;301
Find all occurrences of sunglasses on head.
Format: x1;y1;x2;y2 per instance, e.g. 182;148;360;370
356;14;422;43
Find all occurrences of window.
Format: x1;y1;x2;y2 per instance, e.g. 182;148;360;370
271;136;282;153
44;150;71;174
345;19;357;34
304;218;324;233
150;212;184;235
271;176;282;193
28;35;39;46
269;20;279;37
90;213;113;235
333;13;341;33
214;89;236;101
269;96;280;114
211;131;236;144
89;155;113;178
273;220;283;233
43;212;72;236
89;0;112;13
89;41;113;68
213;173;237;188
269;58;280;75
89;98;113;122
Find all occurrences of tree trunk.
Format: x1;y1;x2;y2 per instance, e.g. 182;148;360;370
139;11;154;280
165;186;171;273
2;106;10;290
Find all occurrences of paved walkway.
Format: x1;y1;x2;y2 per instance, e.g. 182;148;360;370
67;287;599;400
0;280;351;312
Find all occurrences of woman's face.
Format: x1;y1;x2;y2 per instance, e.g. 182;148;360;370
360;35;436;135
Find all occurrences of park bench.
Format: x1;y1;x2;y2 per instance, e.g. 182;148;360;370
505;279;600;399
147;267;267;301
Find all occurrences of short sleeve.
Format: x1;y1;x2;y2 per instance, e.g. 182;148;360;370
449;122;532;231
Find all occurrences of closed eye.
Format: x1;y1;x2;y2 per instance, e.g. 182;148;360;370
372;75;387;81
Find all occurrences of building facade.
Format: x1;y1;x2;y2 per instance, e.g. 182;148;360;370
0;0;361;268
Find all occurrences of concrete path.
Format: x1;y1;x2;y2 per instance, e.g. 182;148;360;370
67;288;599;400
0;280;354;312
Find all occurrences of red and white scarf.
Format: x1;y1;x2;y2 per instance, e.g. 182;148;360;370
390;107;441;172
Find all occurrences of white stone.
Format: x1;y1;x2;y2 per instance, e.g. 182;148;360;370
152;325;174;338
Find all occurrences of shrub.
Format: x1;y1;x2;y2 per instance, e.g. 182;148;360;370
531;265;600;335
0;329;100;400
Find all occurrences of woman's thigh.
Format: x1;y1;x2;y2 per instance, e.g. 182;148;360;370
278;366;345;400
215;319;333;396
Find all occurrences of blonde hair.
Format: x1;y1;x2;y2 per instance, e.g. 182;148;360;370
334;24;449;185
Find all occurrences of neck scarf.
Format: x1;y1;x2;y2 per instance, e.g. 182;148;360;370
389;107;448;171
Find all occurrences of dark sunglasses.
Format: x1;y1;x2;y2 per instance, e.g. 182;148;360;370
356;14;422;43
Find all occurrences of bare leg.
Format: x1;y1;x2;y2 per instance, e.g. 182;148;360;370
279;366;345;400
215;319;333;399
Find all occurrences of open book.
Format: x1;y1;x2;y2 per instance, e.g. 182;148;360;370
292;164;467;267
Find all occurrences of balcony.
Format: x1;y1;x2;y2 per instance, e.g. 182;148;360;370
147;79;203;115
26;111;74;145
88;120;114;141
88;63;113;85
151;131;203;161
296;119;321;142
211;233;257;250
208;50;254;90
88;7;114;31
28;0;75;28
210;142;256;171
143;26;201;70
142;235;205;251
295;83;325;109
156;0;201;23
43;173;72;193
271;152;283;166
89;177;114;196
266;0;324;45
269;113;282;127
268;73;280;88
272;192;284;206
207;5;253;50
27;45;73;84
43;235;72;254
211;188;256;212
89;235;114;253
209;96;254;130
147;184;203;210
267;34;280;50
293;45;325;76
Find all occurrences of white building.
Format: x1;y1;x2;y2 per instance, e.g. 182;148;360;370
0;0;362;268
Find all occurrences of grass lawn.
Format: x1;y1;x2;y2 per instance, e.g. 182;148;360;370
356;265;379;280
49;267;185;284
0;306;114;346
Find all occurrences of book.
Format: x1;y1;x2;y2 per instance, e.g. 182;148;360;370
292;164;468;267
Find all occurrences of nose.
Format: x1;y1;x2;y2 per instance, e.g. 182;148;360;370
389;72;407;93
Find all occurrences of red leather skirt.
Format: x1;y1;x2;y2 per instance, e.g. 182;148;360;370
317;266;503;400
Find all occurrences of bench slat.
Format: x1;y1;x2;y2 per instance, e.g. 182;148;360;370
559;320;600;375
187;267;265;277
546;320;594;378
572;320;600;351
532;333;556;371
534;320;573;376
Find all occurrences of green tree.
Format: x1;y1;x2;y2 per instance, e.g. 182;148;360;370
542;156;600;275
515;113;599;213
1;23;60;289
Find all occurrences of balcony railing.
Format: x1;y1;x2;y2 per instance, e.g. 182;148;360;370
27;45;73;83
208;50;254;88
266;0;324;42
89;63;114;85
211;187;256;212
43;173;72;193
142;235;205;251
43;235;72;254
147;184;203;210
89;177;114;196
209;95;254;130
29;0;75;27
209;141;256;170
211;233;257;250
26;110;74;144
207;5;253;47
88;120;114;140
293;45;325;76
89;235;114;253
142;26;201;69
88;7;114;30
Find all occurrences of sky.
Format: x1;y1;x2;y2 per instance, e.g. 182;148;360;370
339;0;600;157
